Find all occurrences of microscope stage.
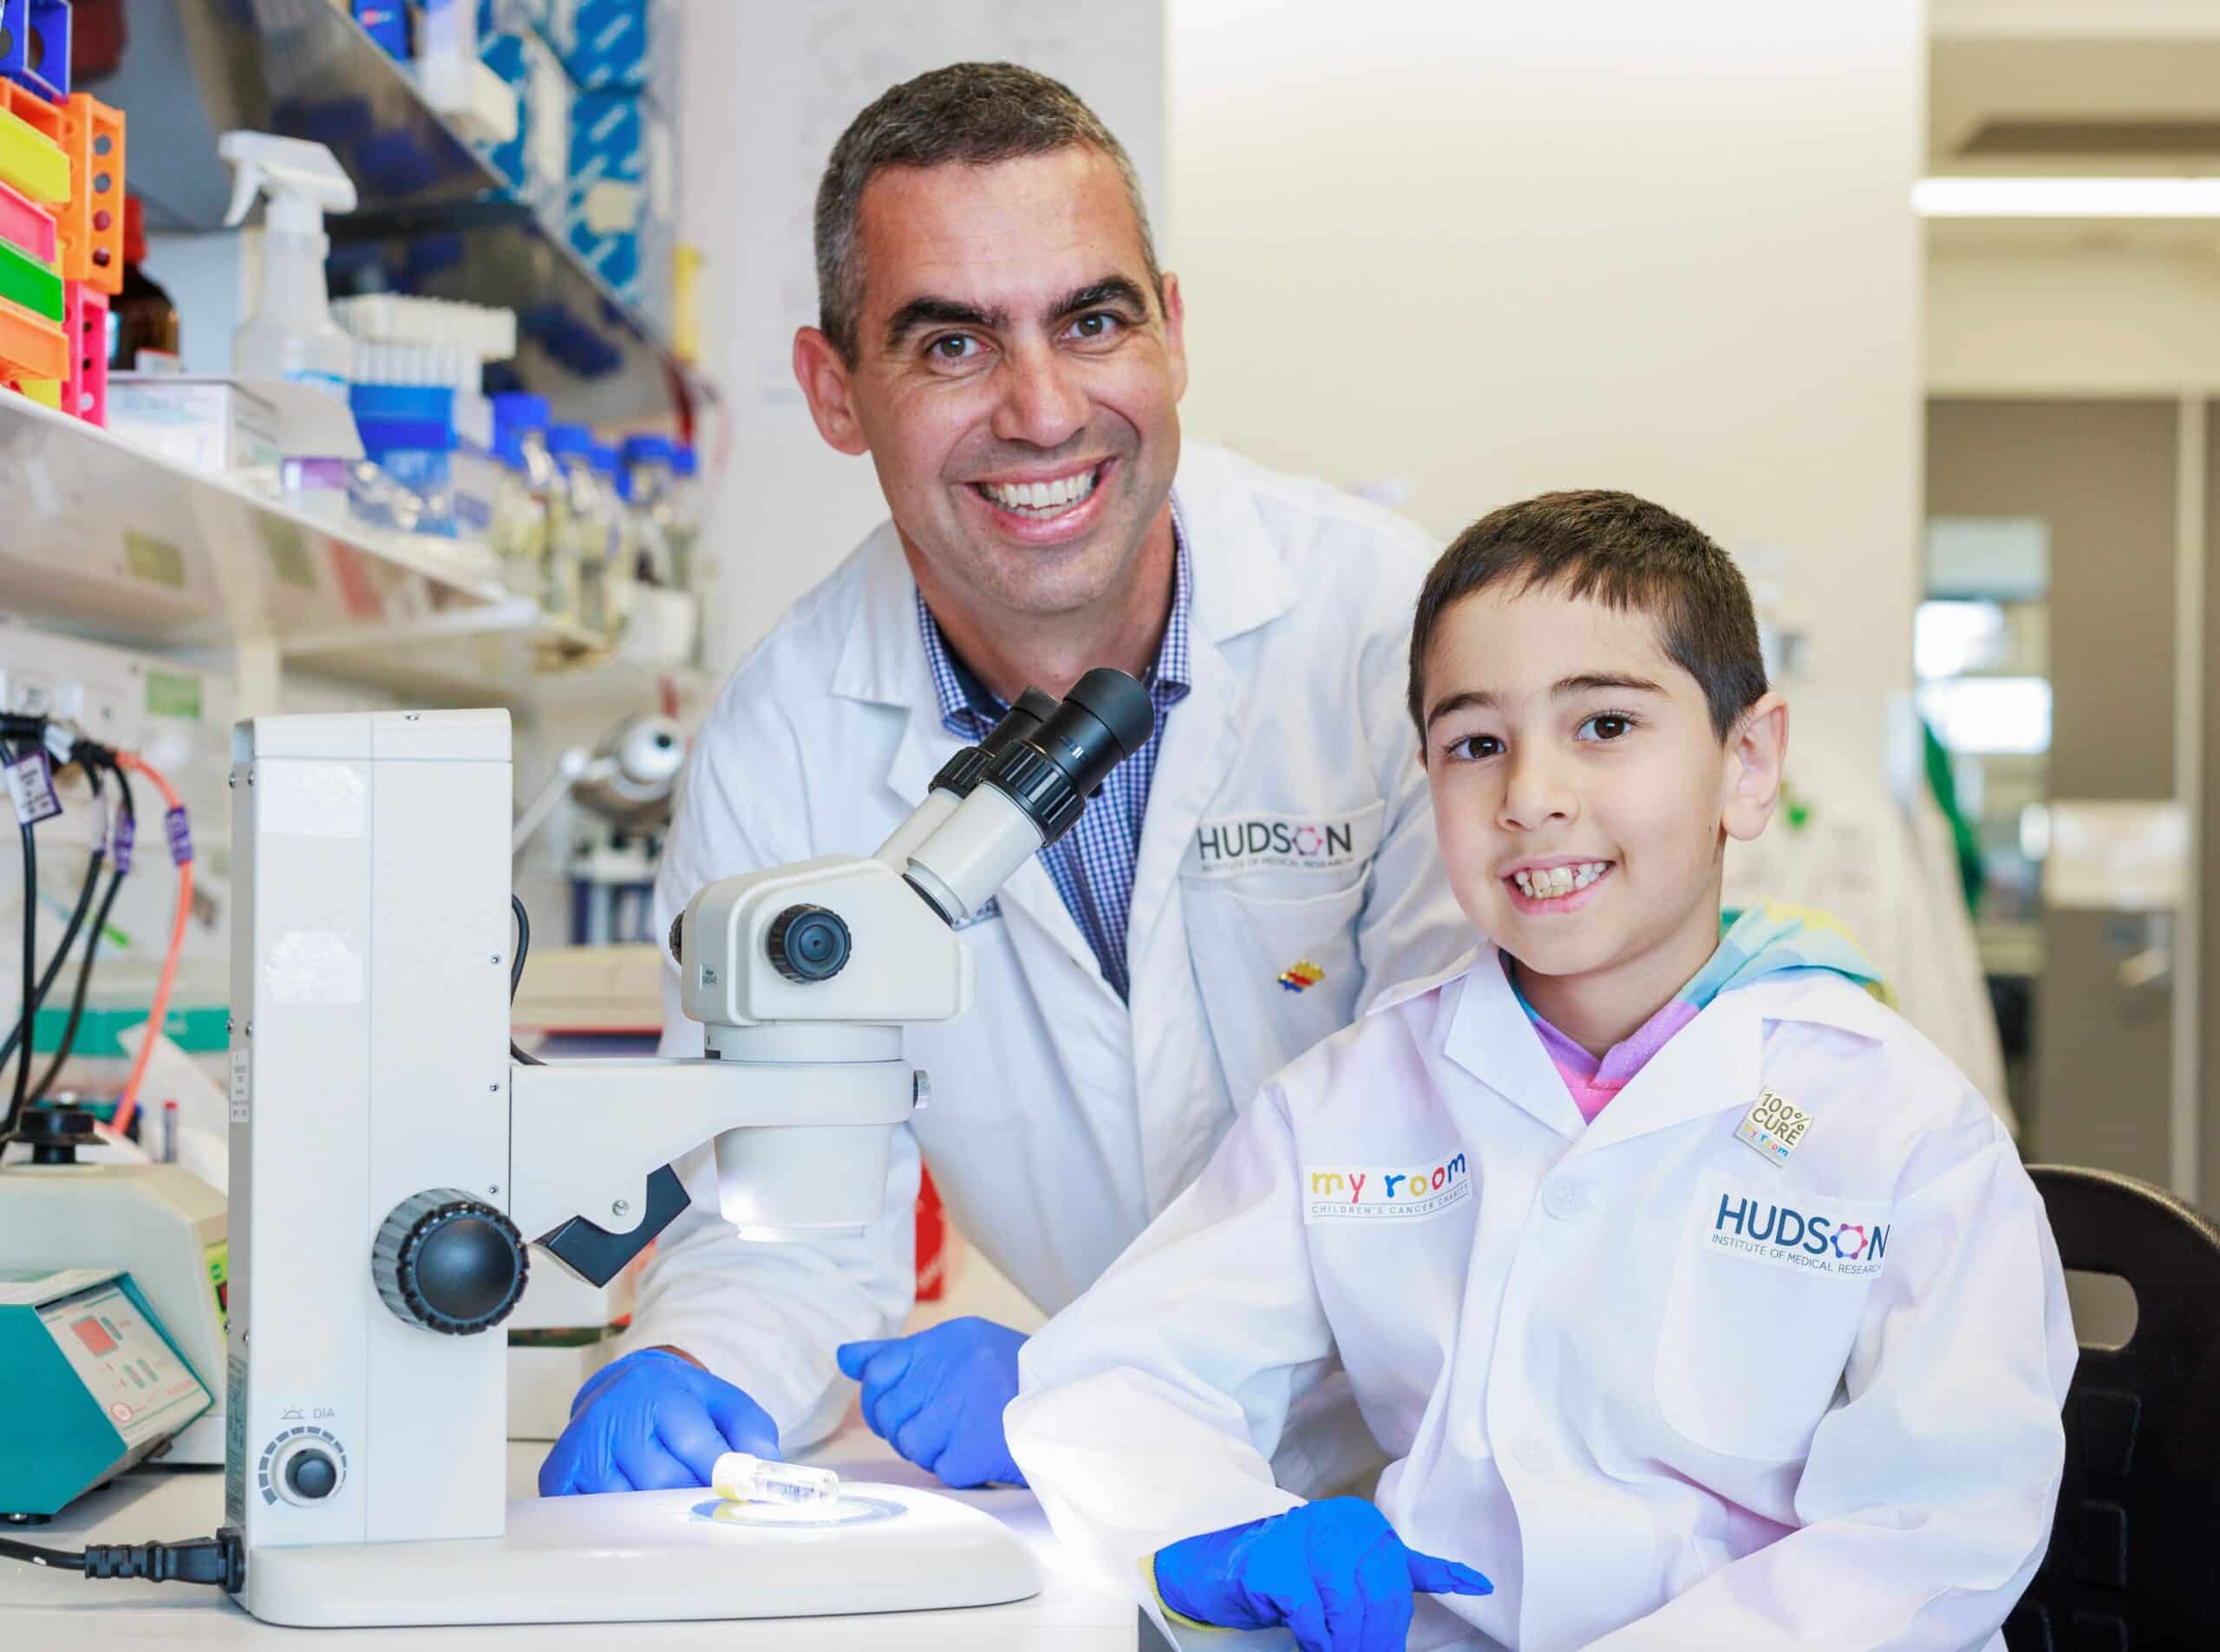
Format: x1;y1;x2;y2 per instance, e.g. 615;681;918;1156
238;1482;1042;1628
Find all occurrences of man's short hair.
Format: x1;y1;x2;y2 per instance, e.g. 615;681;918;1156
1407;490;1768;744
814;62;1163;365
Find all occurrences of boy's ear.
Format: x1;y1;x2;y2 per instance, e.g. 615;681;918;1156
1720;692;1788;844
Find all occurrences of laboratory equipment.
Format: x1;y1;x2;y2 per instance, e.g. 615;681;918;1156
512;712;686;945
0;1264;212;1523
713;1452;838;1506
224;669;1152;1627
0;1105;229;1472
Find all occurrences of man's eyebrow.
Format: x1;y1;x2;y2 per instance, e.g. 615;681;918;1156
1047;277;1151;322
885;296;1009;349
1423;688;1498;731
1553;672;1668;699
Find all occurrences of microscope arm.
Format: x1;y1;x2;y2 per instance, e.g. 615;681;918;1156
508;1055;917;1286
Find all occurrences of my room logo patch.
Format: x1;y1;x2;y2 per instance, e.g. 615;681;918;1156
1188;800;1384;879
1303;1148;1472;1224
1693;1172;1892;1282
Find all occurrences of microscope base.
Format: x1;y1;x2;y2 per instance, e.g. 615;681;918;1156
236;1483;1042;1627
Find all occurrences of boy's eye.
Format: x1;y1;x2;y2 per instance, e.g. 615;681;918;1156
1446;734;1505;761
1577;714;1635;742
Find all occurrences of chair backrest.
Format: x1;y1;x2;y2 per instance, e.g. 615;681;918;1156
2006;1166;2220;1652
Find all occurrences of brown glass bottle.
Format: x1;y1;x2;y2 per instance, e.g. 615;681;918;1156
109;195;180;371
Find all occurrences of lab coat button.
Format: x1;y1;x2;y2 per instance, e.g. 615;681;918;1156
1543;1179;1586;1219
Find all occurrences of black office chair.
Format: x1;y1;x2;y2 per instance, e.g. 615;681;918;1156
2005;1166;2220;1652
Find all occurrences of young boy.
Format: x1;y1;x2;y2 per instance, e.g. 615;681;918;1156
1005;491;2074;1652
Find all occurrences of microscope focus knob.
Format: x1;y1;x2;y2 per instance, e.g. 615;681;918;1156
766;904;852;983
371;1190;528;1335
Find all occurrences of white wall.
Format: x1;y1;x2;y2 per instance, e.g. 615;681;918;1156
1929;243;2220;395
677;1;1167;671
1168;0;1926;778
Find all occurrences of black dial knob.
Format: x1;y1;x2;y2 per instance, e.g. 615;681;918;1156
668;909;685;963
286;1449;338;1500
371;1190;528;1335
766;904;852;983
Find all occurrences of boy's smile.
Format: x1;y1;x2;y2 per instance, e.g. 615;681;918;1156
1420;584;1786;1053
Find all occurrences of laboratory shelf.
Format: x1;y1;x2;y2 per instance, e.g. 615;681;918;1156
106;0;709;424
0;387;506;654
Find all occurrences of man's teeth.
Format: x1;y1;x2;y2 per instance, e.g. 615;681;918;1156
1512;862;1609;898
980;468;1098;515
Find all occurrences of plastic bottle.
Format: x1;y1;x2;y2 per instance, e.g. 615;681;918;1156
671;443;709;667
588;443;635;640
218;131;360;400
541;424;599;626
619;434;677;586
109;196;180;372
490;393;555;602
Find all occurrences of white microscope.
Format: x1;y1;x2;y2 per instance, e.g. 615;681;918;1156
223;671;1152;1628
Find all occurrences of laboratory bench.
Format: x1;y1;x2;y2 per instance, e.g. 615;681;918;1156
0;1430;1146;1649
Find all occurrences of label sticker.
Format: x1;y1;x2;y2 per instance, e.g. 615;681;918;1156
1734;1087;1811;1168
1693;1172;1891;1282
230;1048;251;1125
1303;1148;1472;1224
5;750;62;826
1188;800;1385;880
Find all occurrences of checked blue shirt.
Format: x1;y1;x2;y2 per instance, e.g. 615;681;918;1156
914;509;1192;1002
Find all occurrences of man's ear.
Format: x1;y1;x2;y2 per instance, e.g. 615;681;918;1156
1159;271;1188;404
793;326;869;456
1721;691;1788;844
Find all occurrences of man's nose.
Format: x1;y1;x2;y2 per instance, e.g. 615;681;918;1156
1498;745;1576;833
990;339;1088;449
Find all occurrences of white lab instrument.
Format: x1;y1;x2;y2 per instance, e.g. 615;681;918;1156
224;673;1151;1628
512;713;687;946
1009;951;2077;1652
0;1113;227;1470
713;1452;837;1505
217;131;358;398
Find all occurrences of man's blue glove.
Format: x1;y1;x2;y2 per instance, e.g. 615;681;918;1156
1153;1497;1492;1652
539;1348;780;1497
834;1316;1028;1489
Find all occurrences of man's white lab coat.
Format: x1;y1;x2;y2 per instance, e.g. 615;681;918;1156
1008;951;2076;1651
619;441;1472;1447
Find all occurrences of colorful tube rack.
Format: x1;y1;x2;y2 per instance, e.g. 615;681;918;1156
55;90;118;292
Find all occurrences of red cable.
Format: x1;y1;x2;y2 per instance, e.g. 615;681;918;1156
109;751;189;1141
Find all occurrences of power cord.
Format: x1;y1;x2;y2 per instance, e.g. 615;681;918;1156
28;768;133;1107
509;893;542;1066
0;760;104;1073
0;1529;245;1590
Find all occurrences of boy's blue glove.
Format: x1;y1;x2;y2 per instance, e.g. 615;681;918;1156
538;1348;780;1497
834;1316;1029;1488
1153;1497;1492;1652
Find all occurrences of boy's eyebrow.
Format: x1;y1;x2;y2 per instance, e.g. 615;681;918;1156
1422;673;1668;731
885;295;1010;349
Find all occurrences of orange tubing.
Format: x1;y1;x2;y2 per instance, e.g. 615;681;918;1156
109;750;189;1141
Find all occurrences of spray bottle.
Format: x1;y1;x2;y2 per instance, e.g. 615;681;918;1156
218;131;359;400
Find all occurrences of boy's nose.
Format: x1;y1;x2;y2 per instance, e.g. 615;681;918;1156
1498;748;1576;832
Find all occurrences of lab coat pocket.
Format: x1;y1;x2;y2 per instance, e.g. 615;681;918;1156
1653;1172;1890;1461
1181;873;1368;1110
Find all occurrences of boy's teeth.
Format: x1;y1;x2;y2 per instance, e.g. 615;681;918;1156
1512;862;1609;899
983;468;1097;514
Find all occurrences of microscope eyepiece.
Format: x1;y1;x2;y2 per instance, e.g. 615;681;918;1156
976;668;1153;848
924;687;1066;801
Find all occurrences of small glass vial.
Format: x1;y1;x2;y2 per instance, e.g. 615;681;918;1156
711;1453;839;1506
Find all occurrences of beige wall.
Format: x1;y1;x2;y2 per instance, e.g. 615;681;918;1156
1929;245;2220;395
1167;0;1926;779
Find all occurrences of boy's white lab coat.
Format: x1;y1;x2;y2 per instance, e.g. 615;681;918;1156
1008;950;2077;1652
617;442;1471;1448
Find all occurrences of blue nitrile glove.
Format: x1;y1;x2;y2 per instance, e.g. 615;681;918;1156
538;1348;780;1497
834;1316;1029;1488
1153;1498;1492;1652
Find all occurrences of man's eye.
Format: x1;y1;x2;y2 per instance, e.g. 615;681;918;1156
1067;312;1122;342
1577;714;1634;742
930;334;980;362
1447;734;1504;761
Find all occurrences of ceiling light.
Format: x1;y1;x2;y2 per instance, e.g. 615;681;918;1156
1915;176;2220;218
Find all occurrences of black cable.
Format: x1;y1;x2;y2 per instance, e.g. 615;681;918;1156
509;893;542;1066
26;767;134;1112
10;737;36;1129
0;762;103;1072
0;1529;246;1590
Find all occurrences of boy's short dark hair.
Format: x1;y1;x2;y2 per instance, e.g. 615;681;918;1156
1407;490;1767;744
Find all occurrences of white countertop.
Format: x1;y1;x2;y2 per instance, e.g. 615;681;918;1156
0;1431;1144;1649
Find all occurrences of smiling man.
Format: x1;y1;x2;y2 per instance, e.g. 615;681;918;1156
539;62;1471;1499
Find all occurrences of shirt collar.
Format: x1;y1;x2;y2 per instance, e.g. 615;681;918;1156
916;496;1193;740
